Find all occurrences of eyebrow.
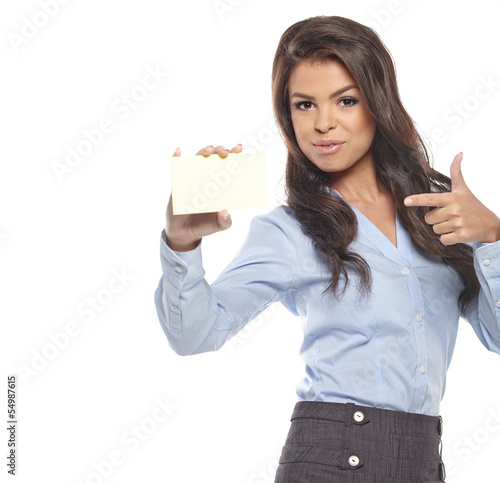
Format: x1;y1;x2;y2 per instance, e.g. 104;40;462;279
290;84;358;100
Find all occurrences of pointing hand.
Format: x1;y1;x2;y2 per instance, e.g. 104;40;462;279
404;153;500;245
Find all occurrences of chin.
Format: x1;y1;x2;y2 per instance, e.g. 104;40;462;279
307;155;351;173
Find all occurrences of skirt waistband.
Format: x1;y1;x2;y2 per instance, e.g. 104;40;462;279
277;401;446;481
290;401;443;439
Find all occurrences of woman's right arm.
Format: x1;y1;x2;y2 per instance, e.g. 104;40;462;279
154;145;298;355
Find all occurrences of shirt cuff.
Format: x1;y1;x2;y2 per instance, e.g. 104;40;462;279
159;230;205;287
472;238;500;281
472;238;500;251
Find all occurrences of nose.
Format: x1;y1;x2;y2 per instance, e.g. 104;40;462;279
314;107;337;133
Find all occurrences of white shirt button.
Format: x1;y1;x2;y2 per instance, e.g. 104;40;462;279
353;411;365;422
170;305;179;312
419;365;426;374
174;265;184;273
416;313;423;322
402;267;411;275
348;455;360;467
483;258;491;266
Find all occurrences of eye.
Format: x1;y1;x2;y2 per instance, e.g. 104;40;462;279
338;96;359;108
292;101;314;111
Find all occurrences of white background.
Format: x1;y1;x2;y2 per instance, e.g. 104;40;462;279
2;1;500;482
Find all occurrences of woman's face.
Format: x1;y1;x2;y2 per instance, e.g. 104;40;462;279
288;60;377;180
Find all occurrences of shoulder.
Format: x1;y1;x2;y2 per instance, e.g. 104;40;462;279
254;204;302;234
268;204;294;220
244;204;305;250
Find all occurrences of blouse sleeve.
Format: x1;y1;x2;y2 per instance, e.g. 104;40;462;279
153;208;298;356
462;239;500;354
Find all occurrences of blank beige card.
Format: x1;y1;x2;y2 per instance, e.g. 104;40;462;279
170;151;269;215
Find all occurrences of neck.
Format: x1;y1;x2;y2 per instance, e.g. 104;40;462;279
330;154;388;204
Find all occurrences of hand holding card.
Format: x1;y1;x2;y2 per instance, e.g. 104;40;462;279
164;145;268;252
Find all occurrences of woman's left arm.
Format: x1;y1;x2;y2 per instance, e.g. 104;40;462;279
405;152;500;353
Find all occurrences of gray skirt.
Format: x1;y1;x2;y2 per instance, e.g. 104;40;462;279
274;401;446;483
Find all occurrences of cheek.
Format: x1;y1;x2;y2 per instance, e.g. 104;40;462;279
353;116;376;143
366;122;376;142
291;116;307;142
360;113;376;137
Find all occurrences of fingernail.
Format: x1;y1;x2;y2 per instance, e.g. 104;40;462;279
237;143;242;147
173;147;180;156
404;197;413;206
222;209;229;220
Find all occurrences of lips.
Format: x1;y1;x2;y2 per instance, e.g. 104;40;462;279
313;139;345;146
313;141;345;155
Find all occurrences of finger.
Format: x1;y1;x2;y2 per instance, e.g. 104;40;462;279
424;206;448;225
217;209;232;228
173;147;181;157
214;145;231;157
404;192;451;207
430;220;454;235
229;143;243;153
196;145;215;156
450;152;467;192
439;232;460;246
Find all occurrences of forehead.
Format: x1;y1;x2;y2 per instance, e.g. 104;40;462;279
288;60;356;89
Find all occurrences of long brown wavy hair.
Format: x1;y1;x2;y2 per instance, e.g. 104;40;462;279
271;15;479;314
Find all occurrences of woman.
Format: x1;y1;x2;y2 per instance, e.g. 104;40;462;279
155;15;500;482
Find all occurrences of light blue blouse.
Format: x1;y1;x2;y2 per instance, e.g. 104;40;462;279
154;187;500;416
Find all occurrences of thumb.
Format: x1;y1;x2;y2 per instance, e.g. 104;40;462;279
450;152;468;191
217;209;232;230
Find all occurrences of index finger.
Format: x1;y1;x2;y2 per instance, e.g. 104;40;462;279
404;192;451;207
